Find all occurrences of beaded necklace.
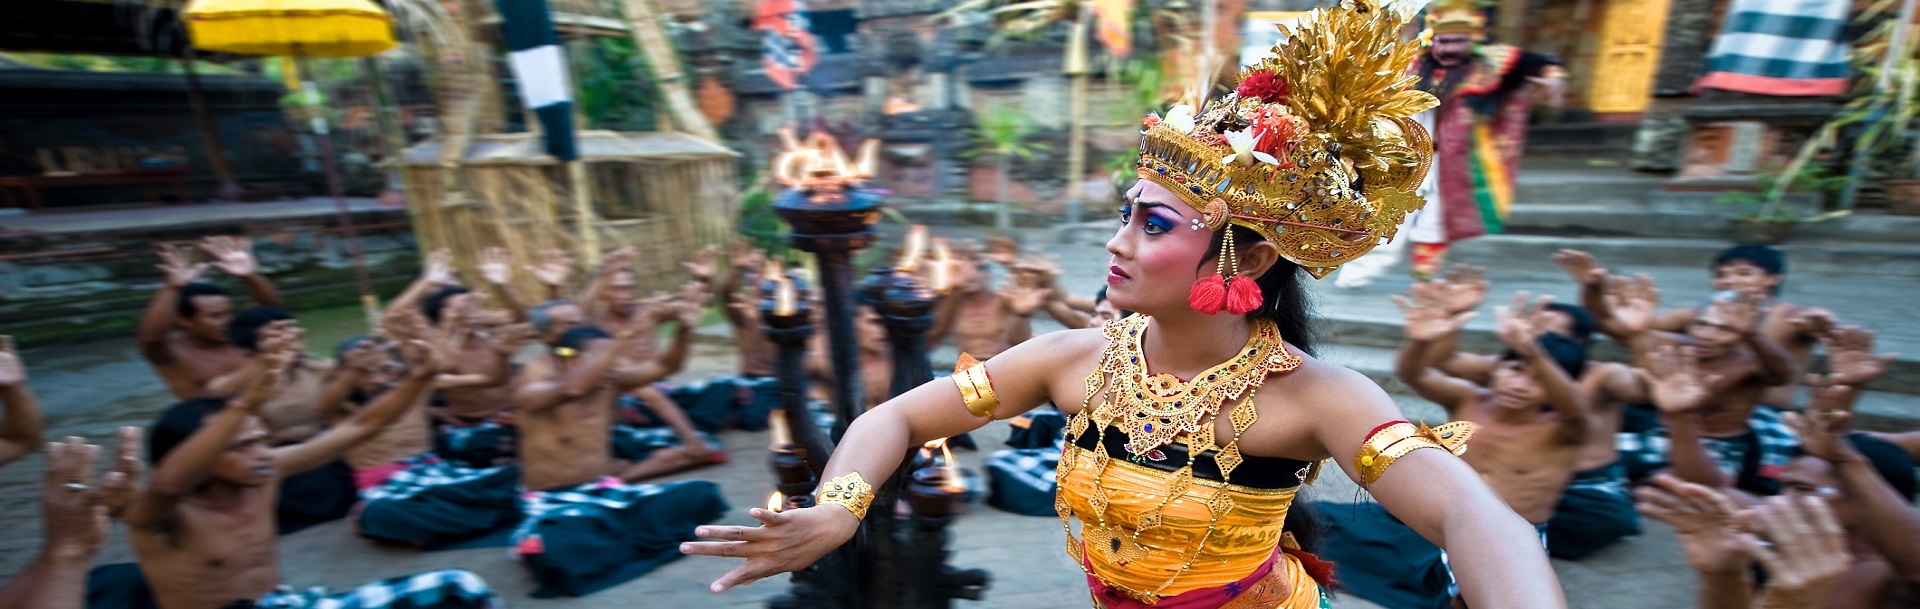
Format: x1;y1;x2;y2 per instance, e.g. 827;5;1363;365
1055;315;1302;602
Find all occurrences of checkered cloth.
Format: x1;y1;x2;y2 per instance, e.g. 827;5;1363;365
252;568;501;609
1695;0;1851;95
1617;404;1800;495
608;425;725;463
359;455;512;502
433;421;518;469
510;479;727;597
986;446;1061;517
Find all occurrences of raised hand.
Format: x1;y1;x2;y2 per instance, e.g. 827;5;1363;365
676;282;711;327
1824;325;1896;388
1783;388;1863;465
681;505;862;593
41;436;109;560
598;247;637;279
256;320;305;356
1435;264;1489;314
1649;344;1721;414
1391;283;1476;342
1552;249;1607;286
642;291;680;323
1493;291;1552;357
477;247;514;286
156;243;210;288
422;249;457;286
683;245;719;284
1634;474;1750;577
1603;274;1660;335
729;241;765;272
0;335;23;387
1746;496;1851;609
380;307;432;343
527;248;574;288
1789;307;1838;339
96;426;143;519
985;235;1018;267
199;236;260;277
234;352;294;411
1001;283;1049;316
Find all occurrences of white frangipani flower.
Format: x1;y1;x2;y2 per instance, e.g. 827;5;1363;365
1221;127;1278;167
1164;104;1197;135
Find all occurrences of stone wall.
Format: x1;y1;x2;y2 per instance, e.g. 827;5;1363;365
0;209;419;347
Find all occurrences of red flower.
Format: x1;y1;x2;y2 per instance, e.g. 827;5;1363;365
1235;71;1291;103
1250;108;1296;157
1142;114;1161;128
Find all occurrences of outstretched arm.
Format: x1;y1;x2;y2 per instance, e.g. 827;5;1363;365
476;247;531;323
681;327;1103;592
138;245;209;365
1647;344;1732;490
202;236;282;308
1393;290;1484;415
1312;369;1565;608
0;337;43;468
1789;402;1920;582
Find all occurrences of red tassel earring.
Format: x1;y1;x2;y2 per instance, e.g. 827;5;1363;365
1189;274;1227;314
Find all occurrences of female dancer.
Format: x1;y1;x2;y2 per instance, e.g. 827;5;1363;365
684;2;1565;606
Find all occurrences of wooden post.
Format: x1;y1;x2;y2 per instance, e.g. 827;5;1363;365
569;160;602;266
1064;5;1091;230
183;49;242;201
624;0;720;141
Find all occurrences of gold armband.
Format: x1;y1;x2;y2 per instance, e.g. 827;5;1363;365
1356;420;1475;486
814;472;874;520
952;353;999;417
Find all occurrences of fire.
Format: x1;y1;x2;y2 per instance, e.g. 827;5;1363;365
766;259;797;316
769;127;880;203
898;225;928;272
923;438;967;493
768;409;792;448
766;491;784;513
929;238;952;292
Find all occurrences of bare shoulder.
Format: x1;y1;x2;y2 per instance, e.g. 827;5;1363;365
1263;347;1396;413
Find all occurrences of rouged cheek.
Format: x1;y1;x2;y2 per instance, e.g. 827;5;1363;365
1133;227;1215;285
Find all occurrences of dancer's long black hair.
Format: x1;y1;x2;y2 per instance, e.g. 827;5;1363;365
1199;223;1326;554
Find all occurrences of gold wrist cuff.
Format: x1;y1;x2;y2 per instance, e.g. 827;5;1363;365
952;353;1000;417
1357;420;1474;486
815;472;874;520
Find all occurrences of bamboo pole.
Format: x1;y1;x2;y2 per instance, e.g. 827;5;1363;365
182;48;243;201
1064;5;1092;230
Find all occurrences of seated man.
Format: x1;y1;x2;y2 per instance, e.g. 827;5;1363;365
509;306;728;597
1610;280;1798;495
206;313;359;534
928;244;1045;360
125;346;503;609
0;335;44;468
1411;271;1649;559
328;307;532;548
137;236;284;400
413;285;524;469
1395;292;1590;580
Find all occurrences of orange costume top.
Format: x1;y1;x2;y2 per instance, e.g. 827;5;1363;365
1053;315;1326;608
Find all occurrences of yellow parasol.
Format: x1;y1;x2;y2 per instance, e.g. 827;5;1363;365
182;0;396;57
182;0;397;323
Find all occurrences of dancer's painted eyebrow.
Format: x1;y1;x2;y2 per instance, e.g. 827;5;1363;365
1135;201;1185;218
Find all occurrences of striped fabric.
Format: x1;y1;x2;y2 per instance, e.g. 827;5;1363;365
1695;0;1851;96
253;569;502;609
495;0;576;160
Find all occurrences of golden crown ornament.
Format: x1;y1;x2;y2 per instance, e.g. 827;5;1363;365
1137;0;1438;307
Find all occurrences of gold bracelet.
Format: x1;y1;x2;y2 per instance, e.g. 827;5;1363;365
952;353;1000;417
1356;420;1474;486
814;472;874;520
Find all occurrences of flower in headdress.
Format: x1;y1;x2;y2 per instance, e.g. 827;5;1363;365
1141;113;1161;131
1235;71;1292;103
1164;104;1197;135
1222;127;1279;167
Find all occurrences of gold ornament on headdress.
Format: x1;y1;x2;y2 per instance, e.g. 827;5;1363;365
1135;0;1437;279
1424;0;1488;36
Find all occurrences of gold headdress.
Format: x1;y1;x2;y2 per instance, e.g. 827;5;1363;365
1136;0;1437;289
1424;0;1487;36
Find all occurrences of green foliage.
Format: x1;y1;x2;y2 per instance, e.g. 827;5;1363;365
963;104;1049;161
1714;165;1852;223
569;37;660;132
735;176;789;256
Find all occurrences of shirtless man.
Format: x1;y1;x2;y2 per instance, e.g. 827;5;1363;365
137;236;284;399
506;306;727;597
326;307;532;547
930;248;1047;359
525;298;716;482
1396;291;1591;538
1609;278;1798;495
810;308;894;410
211;312;334;443
0;336;45;468
1558;246;1835;408
126;347;502;609
1413;271;1653;558
719;243;777;378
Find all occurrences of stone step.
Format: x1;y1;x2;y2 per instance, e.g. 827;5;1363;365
1318;343;1920;431
1504;201;1920;244
1450;234;1920;279
1512;167;1666;206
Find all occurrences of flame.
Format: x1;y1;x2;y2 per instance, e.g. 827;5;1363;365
767;259;796;316
767;491;784;513
929;239;952;292
923;437;966;493
898;225;928;272
768;128;881;202
855;139;880;178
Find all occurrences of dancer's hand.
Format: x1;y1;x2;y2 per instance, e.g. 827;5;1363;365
1435;264;1489;314
1748;496;1851;609
528;249;574;288
477;247;514;286
1552;249;1607;286
1493;291;1552;357
1789;308;1837;339
1824;325;1896;388
422;249;457;286
682;505;861;593
157;243;211;288
1649;344;1721;415
41;436;110;560
200;236;259;277
1603;274;1660;335
683;245;719;284
1392;283;1476;342
1783;397;1862;465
